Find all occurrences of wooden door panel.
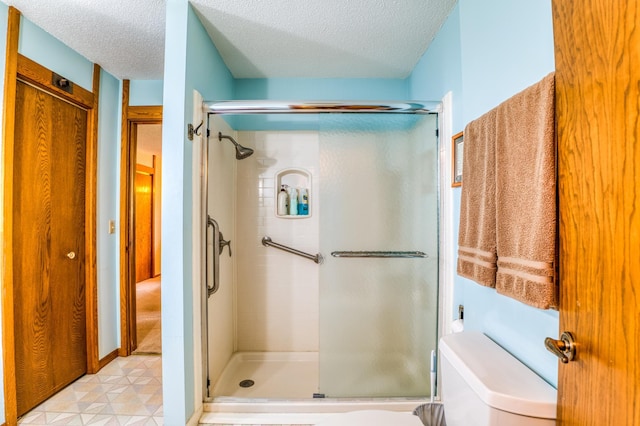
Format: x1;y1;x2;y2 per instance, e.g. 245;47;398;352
13;82;56;413
50;91;87;385
135;171;153;283
13;81;87;416
553;0;640;424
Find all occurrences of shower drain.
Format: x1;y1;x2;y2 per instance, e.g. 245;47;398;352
239;379;255;388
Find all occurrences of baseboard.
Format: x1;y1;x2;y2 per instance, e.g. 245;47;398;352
187;405;204;426
98;349;119;369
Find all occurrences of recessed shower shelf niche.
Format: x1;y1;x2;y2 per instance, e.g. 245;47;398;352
275;168;312;219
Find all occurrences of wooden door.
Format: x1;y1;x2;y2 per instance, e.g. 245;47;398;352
553;0;640;424
135;168;153;283
13;81;88;416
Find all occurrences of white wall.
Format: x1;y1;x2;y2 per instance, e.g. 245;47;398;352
235;131;320;352
206;116;237;386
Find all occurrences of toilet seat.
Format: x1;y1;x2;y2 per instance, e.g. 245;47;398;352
314;410;423;426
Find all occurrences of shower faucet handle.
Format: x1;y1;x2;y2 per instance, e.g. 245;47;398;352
219;233;232;257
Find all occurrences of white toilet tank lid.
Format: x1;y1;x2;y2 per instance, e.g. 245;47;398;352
439;331;557;419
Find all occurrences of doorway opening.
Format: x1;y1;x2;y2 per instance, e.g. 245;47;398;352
119;90;163;356
133;125;162;354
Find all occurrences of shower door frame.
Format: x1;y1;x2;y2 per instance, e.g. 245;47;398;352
201;99;455;401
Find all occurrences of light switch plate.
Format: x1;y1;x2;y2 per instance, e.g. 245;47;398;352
108;220;116;234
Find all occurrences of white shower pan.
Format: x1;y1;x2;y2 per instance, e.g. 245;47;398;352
201;351;427;424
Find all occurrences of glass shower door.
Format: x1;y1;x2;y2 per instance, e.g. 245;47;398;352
318;114;439;398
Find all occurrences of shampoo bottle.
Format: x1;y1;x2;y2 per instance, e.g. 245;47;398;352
298;188;309;215
277;184;289;216
289;187;298;215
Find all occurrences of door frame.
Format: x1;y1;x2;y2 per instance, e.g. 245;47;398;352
1;7;101;424
119;79;162;356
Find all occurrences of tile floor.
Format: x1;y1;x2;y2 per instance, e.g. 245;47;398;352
18;355;163;425
210;423;312;426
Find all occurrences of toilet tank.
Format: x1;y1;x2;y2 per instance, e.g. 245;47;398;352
439;332;556;426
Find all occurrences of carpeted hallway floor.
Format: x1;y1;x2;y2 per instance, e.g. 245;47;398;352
135;276;162;354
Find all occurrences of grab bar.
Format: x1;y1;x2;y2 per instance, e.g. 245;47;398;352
207;215;233;296
206;216;220;296
206;216;234;297
331;251;428;258
262;236;324;264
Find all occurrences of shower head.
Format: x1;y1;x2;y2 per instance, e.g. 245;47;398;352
218;132;254;160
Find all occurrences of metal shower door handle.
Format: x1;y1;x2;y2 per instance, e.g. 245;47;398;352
206;216;233;297
206;216;221;297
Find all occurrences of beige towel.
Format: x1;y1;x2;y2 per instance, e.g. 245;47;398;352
495;73;557;309
457;107;498;287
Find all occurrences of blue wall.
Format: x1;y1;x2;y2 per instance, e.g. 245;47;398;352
409;1;465;325
460;0;555;123
18;16;93;90
161;1;190;422
161;0;234;423
130;79;164;105
410;0;559;386
96;69;122;358
234;78;408;100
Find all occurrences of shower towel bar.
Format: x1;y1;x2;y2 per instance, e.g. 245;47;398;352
331;251;428;258
262;236;324;264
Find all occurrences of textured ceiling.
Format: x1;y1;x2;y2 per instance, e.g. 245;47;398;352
1;0;456;80
191;0;457;78
1;0;166;79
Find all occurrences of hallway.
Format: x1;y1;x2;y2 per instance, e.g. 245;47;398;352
17;355;162;425
134;276;162;354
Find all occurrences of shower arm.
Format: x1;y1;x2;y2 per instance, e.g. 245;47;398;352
218;132;239;147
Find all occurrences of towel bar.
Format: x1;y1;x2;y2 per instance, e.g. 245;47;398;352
331;251;428;258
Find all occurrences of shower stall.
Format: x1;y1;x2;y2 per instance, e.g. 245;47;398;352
201;101;440;408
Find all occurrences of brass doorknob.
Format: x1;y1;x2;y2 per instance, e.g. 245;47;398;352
66;251;76;260
545;331;575;363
